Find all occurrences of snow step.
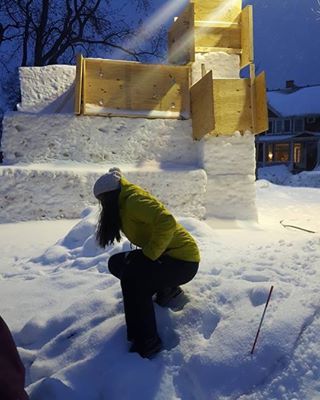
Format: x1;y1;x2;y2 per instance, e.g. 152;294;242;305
0;164;206;223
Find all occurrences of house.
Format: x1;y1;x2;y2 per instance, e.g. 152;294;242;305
256;81;320;172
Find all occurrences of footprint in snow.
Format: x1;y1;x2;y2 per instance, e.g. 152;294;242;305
242;274;269;283
249;286;272;307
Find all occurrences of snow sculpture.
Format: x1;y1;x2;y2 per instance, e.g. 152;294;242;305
0;0;267;223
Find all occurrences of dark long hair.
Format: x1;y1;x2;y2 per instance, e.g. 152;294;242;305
96;189;121;248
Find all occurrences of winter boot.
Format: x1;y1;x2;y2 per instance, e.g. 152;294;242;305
129;336;163;358
155;286;183;307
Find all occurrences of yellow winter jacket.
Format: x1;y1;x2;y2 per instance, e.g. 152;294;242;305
119;177;200;262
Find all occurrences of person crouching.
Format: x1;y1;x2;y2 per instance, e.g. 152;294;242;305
93;168;200;358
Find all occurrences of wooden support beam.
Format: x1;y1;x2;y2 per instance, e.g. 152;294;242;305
82;58;87;115
195;20;239;28
195;46;242;55
249;63;256;133
74;54;84;115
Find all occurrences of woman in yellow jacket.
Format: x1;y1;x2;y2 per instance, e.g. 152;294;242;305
94;168;200;358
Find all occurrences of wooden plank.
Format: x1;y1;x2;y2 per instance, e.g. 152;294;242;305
168;3;195;65
192;0;242;23
195;20;239;28
194;23;241;50
241;5;254;68
249;63;256;133
82;58;87;114
212;78;253;134
83;58;191;117
190;70;215;140
195;46;241;55
254;71;268;134
74;54;83;115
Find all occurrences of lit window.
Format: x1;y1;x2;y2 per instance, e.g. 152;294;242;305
267;144;273;162
274;144;289;162
294;143;301;163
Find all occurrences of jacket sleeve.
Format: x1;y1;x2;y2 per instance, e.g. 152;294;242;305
127;193;177;261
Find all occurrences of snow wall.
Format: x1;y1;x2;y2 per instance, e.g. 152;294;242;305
0;53;258;223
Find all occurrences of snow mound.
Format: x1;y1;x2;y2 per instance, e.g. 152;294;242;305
9;208;319;399
258;165;320;188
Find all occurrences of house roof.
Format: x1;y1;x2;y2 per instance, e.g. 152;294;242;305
256;131;320;143
268;85;320;118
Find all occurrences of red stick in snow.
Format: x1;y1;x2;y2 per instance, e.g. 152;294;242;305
250;285;274;355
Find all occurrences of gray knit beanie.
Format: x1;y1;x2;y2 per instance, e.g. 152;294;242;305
93;167;122;198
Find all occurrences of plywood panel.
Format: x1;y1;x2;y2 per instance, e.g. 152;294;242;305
194;23;241;50
190;71;215;140
74;54;83;114
254;71;268;134
241;5;254;68
195;46;241;55
249;63;256;132
192;0;242;23
168;3;195;65
83;59;190;117
212;78;253;134
82;58;87;114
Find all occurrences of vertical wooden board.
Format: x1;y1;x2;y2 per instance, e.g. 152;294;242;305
249;63;256;133
74;54;83;114
190;70;215;140
195;24;241;50
254;72;268;134
241;5;254;68
83;59;190;116
193;0;241;22
82;58;87;114
212;78;253;134
168;3;195;65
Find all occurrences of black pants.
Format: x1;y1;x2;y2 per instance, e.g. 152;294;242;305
108;250;199;342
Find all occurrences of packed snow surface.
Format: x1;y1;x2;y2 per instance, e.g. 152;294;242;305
1;170;320;400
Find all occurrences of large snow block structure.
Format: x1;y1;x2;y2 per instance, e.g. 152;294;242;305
1;0;267;224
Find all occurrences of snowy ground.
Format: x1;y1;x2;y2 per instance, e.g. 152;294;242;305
1;172;320;400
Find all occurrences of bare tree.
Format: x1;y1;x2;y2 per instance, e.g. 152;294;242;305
0;0;165;66
312;0;320;19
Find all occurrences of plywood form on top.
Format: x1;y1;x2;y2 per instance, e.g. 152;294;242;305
192;0;242;23
82;58;191;117
167;1;253;68
194;5;253;67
